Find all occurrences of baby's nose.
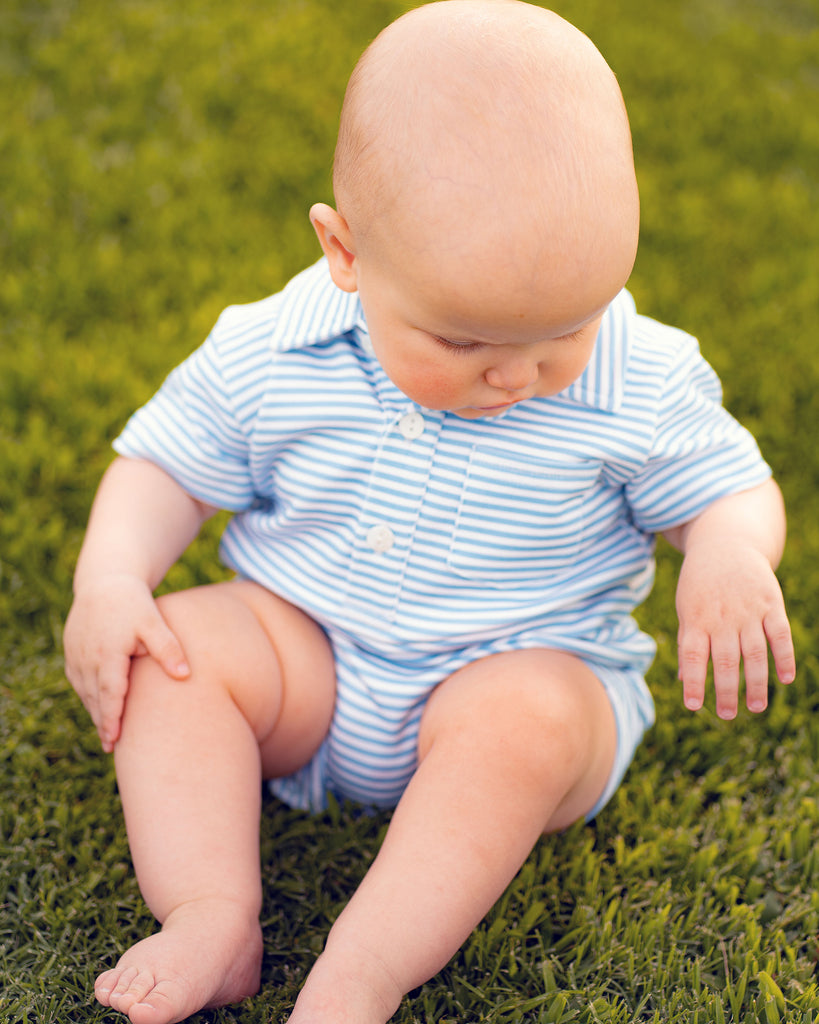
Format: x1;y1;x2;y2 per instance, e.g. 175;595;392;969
485;354;540;392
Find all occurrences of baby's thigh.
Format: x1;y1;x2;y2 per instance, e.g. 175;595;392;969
150;579;336;777
417;648;620;832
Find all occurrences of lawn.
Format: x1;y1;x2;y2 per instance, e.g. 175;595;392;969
1;0;818;1021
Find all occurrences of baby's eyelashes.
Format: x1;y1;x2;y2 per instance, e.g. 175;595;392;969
432;336;482;355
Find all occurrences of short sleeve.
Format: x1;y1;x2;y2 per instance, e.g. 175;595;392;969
625;335;771;533
113;332;258;511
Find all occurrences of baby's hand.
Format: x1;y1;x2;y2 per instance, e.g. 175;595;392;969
675;538;795;719
64;574;190;752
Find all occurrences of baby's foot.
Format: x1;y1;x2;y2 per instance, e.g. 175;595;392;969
94;897;262;1024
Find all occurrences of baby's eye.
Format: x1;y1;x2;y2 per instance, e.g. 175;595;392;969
433;336;482;355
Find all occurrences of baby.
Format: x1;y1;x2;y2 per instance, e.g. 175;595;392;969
63;2;795;1022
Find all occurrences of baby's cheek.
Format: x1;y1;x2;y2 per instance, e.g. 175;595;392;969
401;365;472;410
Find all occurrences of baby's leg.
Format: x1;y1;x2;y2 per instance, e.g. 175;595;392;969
289;648;617;1024
94;579;335;1024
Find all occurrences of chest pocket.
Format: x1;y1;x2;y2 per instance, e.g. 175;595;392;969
448;448;600;587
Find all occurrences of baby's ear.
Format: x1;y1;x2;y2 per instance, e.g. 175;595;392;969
309;204;358;292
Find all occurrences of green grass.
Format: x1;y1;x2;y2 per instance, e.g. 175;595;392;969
2;0;818;1020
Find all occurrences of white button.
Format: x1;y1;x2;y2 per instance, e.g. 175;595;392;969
367;524;395;553
398;411;424;441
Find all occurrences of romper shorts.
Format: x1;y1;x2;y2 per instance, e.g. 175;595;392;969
269;628;655;820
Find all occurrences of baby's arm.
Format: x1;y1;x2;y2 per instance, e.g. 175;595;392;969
663;478;795;719
64;457;217;752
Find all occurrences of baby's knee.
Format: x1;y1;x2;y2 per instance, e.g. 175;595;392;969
418;649;618;828
128;585;282;713
154;586;278;674
144;582;335;756
421;649;613;778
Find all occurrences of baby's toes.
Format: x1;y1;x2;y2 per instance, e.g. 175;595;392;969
125;980;183;1024
95;964;134;1005
102;965;158;1014
94;967;118;1005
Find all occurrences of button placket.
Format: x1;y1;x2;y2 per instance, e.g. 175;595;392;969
342;410;441;625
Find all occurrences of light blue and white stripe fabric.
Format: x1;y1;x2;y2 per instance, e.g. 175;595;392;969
114;258;771;811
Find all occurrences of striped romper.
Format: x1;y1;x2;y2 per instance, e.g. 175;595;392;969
114;258;771;815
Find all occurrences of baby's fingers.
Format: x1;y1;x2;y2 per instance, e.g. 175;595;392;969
739;603;795;715
96;654;133;753
739;624;770;714
678;627;709;712
679;626;743;719
764;607;796;686
136;610;190;682
95;615;189;752
710;630;741;720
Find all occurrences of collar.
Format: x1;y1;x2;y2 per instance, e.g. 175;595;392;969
269;258;362;352
269;257;632;413
561;290;633;413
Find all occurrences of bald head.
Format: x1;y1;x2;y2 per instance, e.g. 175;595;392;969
332;0;638;298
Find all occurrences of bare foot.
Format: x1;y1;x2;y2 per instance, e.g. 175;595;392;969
94;897;262;1024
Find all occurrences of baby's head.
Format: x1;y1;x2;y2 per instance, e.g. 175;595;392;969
311;0;640;418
